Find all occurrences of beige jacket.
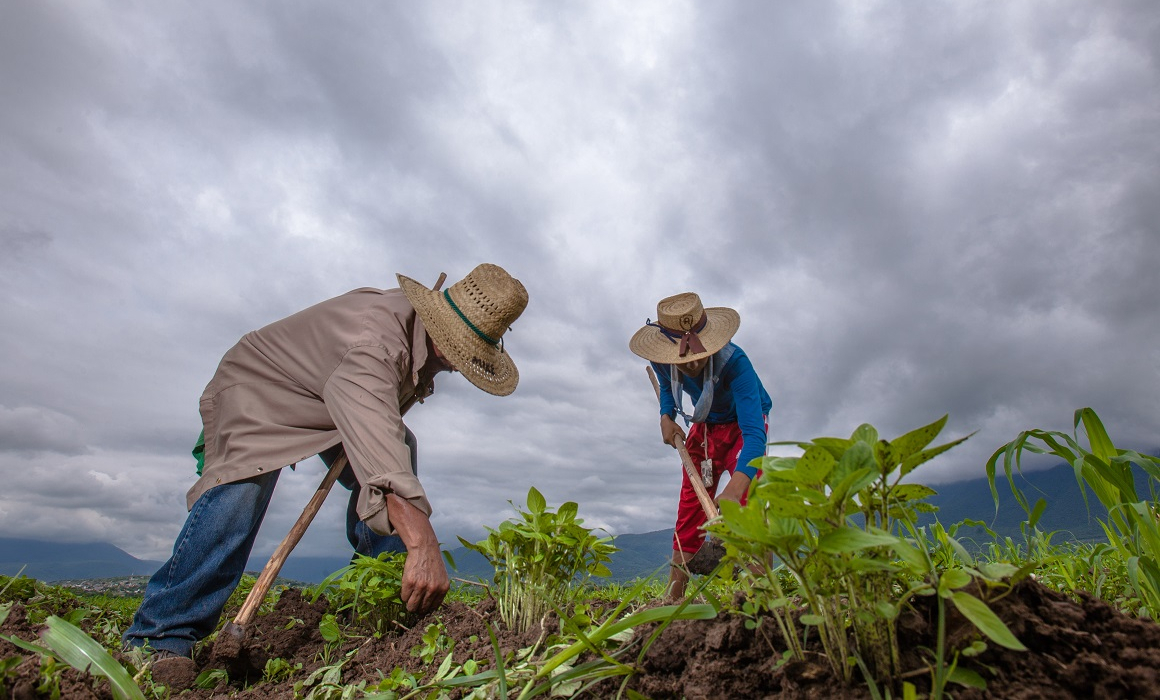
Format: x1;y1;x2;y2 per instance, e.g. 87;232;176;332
187;287;434;536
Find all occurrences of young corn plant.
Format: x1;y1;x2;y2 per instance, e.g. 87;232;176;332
709;415;1025;691
0;615;146;700
458;487;618;633
986;407;1160;618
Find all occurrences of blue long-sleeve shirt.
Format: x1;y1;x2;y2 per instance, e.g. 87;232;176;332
651;343;772;479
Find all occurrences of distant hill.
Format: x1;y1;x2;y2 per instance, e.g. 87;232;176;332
2;462;1150;584
919;462;1149;546
0;539;164;582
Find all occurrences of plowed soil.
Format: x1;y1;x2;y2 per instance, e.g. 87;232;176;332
3;579;1160;699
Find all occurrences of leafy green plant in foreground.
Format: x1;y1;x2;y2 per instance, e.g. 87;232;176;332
709;415;1025;691
459;486;618;633
987;407;1160;618
1;614;146;700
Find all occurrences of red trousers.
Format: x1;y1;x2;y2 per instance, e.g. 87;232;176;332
672;419;763;554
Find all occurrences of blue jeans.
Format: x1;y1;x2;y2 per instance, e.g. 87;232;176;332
123;431;416;656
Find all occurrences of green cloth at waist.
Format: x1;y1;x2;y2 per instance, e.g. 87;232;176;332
193;430;205;476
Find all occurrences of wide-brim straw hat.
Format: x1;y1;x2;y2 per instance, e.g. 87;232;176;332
629;292;740;364
398;263;528;396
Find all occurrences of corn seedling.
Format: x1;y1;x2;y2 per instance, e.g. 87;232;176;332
1;614;146;700
987;407;1160;618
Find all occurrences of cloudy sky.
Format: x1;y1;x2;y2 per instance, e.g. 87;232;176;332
2;2;1158;564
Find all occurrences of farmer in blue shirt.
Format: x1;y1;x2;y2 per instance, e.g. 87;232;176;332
630;292;771;600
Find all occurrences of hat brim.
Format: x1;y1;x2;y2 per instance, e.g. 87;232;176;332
397;274;518;396
628;307;740;364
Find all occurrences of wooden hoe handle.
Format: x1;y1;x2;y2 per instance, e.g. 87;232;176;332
232;454;348;628
647;366;719;521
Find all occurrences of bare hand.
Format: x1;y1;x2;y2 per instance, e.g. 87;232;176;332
386;494;450;615
660;415;686;448
400;542;450;615
715;472;752;506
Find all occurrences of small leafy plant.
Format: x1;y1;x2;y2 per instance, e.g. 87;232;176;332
458;487;618;633
709;415;1024;692
312;552;412;634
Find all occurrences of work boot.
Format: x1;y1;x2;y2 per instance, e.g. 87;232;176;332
150;649;199;691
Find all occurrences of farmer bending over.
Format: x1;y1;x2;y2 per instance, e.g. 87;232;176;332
124;263;528;676
630;292;771;600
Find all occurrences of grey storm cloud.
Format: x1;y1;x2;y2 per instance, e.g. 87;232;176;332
0;1;1157;561
0;405;87;455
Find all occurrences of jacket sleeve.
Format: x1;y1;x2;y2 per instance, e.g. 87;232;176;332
651;361;678;418
323;343;431;536
726;354;768;480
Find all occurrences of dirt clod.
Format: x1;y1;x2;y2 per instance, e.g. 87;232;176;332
152;655;199;692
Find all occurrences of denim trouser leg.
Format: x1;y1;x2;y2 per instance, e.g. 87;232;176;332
123;471;280;656
325;426;416;560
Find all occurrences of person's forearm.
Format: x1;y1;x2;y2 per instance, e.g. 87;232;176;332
385;493;440;549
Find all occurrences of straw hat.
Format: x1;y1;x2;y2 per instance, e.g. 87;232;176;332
629;292;740;364
397;263;528;396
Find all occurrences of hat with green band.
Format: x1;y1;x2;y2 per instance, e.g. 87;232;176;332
397;263;528;396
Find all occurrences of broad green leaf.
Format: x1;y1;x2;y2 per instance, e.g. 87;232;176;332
796;445;836;484
948;666;987;689
900;433;973;476
765;498;816;519
319;614;341;643
831;467;877;504
799;614;823;626
977;562;1019;582
833;441;876;486
851;424;878;444
843;557;899;573
527;487;547;515
41;616;147;700
811;436;854;459
891;541;930;575
948;592;1026;651
817;527;899;554
938;569;972;595
558;501;579;521
887;415;948;464
891;484;938;502
758;456;800;478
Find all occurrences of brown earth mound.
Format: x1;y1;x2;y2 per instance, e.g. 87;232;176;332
3;579;1160;698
